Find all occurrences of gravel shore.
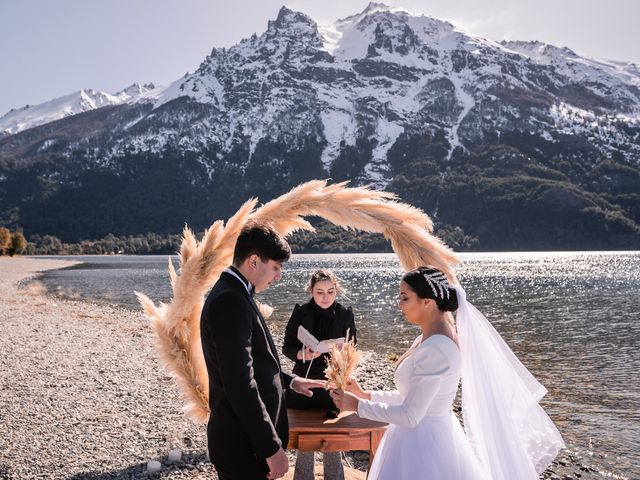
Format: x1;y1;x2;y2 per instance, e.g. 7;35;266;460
0;258;613;480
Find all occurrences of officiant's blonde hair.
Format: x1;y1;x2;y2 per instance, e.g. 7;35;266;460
306;269;344;295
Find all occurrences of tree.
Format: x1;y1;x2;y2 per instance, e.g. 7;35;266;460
9;230;27;256
0;227;11;255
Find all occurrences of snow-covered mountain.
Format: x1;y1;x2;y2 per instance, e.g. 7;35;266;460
0;3;638;249
0;83;162;136
137;2;639;186
501;40;640;86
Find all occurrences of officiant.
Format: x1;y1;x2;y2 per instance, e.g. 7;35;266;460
282;269;357;480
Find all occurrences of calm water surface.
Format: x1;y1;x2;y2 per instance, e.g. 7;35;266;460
36;252;640;478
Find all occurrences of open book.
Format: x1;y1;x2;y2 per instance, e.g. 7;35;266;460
297;325;345;354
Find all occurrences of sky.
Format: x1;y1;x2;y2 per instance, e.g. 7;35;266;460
0;0;638;115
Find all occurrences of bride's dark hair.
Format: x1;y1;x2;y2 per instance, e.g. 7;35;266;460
402;266;458;312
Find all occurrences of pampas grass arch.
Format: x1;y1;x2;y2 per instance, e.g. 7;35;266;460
136;180;459;423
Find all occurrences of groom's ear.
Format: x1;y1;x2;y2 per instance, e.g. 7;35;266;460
247;254;260;270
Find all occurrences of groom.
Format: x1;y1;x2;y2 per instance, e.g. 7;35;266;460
200;223;324;480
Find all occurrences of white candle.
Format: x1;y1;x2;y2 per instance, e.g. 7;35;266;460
168;448;182;463
146;459;161;473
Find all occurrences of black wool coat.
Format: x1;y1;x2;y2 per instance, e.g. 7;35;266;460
282;300;356;379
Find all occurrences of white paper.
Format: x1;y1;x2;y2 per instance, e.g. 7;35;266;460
297;325;344;354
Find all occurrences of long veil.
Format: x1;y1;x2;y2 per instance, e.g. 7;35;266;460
453;285;565;479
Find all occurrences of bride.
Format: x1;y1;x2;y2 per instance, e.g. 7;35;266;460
330;266;564;480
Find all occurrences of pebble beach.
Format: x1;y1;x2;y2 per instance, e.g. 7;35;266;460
0;258;614;479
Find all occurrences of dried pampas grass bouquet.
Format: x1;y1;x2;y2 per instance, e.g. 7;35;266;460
324;329;361;390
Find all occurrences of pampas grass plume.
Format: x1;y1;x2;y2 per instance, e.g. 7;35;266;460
138;179;458;423
324;330;361;390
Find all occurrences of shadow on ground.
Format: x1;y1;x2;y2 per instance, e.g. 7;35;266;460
65;452;212;479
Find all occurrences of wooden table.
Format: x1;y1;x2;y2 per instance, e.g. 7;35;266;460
287;409;387;474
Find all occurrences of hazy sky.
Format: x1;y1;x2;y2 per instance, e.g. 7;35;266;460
1;0;638;115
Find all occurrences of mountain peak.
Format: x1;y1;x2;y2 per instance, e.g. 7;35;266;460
272;6;316;29
501;40;578;60
116;82;157;97
362;2;395;14
262;5;321;46
0;82;163;135
118;83;143;96
324;4;456;61
336;1;407;25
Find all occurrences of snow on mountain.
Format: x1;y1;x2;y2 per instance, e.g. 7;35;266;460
3;3;640;186
141;3;639;187
502;40;640;97
0;83;162;136
502;40;640;82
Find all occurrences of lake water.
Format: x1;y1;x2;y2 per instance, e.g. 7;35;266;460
36;252;640;478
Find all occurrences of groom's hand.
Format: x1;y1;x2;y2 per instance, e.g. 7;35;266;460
266;447;288;479
291;377;325;397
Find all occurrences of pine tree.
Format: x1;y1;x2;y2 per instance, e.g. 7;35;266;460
0;227;11;255
9;230;27;256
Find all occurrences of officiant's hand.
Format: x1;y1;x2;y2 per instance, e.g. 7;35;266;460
329;388;360;412
297;346;322;360
266;447;288;479
291;377;325;397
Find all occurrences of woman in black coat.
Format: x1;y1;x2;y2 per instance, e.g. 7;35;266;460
282;269;356;480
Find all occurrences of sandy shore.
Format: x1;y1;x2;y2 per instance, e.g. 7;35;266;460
0;258;215;479
0;257;609;480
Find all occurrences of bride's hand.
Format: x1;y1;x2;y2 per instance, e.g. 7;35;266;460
344;378;369;399
329;388;360;412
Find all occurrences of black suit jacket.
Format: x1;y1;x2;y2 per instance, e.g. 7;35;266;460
200;271;293;469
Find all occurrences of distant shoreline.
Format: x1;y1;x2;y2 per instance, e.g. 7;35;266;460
21;223;639;256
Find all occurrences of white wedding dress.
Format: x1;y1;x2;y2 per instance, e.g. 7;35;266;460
358;334;488;480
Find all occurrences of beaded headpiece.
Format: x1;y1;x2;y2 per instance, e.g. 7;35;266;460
402;266;454;304
422;270;451;300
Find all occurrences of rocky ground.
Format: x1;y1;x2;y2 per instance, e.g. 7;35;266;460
0;258;616;479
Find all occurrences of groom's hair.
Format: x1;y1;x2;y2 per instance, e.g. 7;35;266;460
232;222;291;266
